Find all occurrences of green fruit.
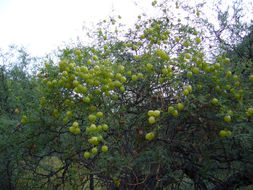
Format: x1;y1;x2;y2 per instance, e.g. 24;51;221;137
183;89;189;96
183;41;189;47
248;108;253;115
226;130;232;136
146;63;153;70
187;71;193;77
113;94;118;100
97;125;102;131
137;73;143;79
120;86;125;92
102;124;108;130
168;106;174;113
153;110;160;117
96;112;103;118
185;53;191;59
249;75;253;81
226;71;232;78
215;86;220;92
212;98;218;105
84;151;91;159
177;103;184;111
92;147;98;154
148;110;154;116
72;121;79;128
148;116;156;124
66;111;72;118
197;85;202;90
245;111;251;117
224;115;231;123
88;114;96;122
74;128;81;134
145;132;155;141
132;75;138;81
226;85;231;90
40;97;46;105
162;68;168;75
214;62;220;69
186;85;192;92
172;110;178;117
89;106;96;112
69;126;75;133
90;124;97;131
234;81;240;87
101;145;108;152
192;67;199;74
227;110;233;115
219;130;227;137
233;75;239;81
224;58;230;63
63;117;68;124
196;37;201;44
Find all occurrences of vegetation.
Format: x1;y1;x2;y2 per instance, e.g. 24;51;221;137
0;1;252;189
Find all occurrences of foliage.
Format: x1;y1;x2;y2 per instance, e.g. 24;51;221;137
0;1;252;190
0;47;40;190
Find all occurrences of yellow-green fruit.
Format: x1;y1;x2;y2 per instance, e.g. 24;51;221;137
132;75;138;81
146;63;153;70
249;75;253;81
153;110;160;117
145;132;155;141
148;116;156;124
177;103;184;111
196;37;201;44
247;108;253;115
224;115;231;123
88;114;96;122
183;89;189;96
224;58;230;63
66;111;72;118
226;71;232;78
212;98;218;105
69;126;75;133
187;71;193;77
148;110;154;116
90;124;97;131
168;106;174;113
101;145;108;152
219;130;227;137
74;128;81;134
84;151;91;159
96;112;103;118
102;124;108;130
72;121;79;128
192;67;199;74
91;147;98;154
172;110;178;117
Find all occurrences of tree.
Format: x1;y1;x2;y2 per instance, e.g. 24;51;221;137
2;1;252;190
0;47;40;190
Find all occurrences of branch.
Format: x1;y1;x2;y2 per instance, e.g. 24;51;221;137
211;172;253;190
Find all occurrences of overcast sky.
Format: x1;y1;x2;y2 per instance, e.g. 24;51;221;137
0;0;252;57
0;0;153;57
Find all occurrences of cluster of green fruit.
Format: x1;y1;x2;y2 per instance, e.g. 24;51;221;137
145;110;161;141
168;103;184;118
34;0;253;160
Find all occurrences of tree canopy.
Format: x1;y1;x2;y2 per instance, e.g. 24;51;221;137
0;1;252;190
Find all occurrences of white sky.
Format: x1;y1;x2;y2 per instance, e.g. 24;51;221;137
0;0;152;57
0;0;252;57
